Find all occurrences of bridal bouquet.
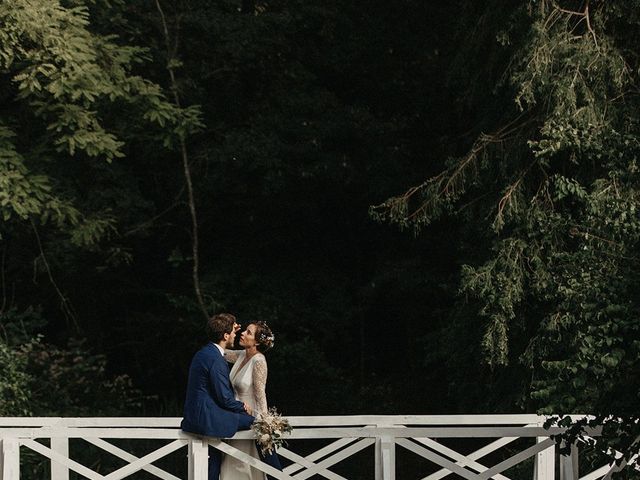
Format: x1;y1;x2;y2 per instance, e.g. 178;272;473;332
252;407;292;455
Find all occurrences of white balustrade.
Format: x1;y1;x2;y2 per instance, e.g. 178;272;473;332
0;415;633;480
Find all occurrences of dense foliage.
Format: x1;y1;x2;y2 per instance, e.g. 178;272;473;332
1;0;639;475
0;0;192;416
372;0;640;469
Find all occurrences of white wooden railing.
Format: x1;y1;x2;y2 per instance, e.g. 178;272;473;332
0;415;632;480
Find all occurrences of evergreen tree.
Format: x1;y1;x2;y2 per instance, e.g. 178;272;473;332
372;1;640;467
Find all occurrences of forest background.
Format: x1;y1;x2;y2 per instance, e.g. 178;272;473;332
1;0;639;476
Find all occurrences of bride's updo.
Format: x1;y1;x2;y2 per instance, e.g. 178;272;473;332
254;321;275;353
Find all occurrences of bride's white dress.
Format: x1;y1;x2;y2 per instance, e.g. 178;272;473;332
220;350;268;480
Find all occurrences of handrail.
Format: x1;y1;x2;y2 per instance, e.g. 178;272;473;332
0;414;622;480
0;414;554;427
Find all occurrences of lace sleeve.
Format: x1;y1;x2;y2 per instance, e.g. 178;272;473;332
252;356;268;415
224;349;242;364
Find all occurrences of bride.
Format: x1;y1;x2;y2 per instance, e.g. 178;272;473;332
221;321;280;480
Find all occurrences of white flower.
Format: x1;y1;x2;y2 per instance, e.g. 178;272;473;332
252;407;293;455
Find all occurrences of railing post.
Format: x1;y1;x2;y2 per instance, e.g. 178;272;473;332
559;442;578;480
375;436;395;480
188;439;193;480
534;436;555;480
50;437;69;480
1;438;20;480
188;438;208;480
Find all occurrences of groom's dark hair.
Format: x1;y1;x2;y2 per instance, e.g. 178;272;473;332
207;313;236;342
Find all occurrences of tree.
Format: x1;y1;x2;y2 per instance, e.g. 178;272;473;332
0;0;204;317
372;0;640;470
0;0;197;413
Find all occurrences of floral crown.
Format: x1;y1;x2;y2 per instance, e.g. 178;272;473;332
256;321;275;348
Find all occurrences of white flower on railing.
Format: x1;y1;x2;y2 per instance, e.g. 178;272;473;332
252;407;292;455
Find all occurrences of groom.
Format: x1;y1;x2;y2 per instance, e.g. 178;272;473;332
181;312;254;479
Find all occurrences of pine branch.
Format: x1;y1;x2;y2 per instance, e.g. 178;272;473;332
371;112;535;231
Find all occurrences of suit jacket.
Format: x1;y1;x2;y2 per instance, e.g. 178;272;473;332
181;343;247;438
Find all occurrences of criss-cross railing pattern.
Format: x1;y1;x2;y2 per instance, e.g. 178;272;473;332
0;415;635;479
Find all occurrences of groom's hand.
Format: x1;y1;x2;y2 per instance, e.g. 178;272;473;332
243;403;252;415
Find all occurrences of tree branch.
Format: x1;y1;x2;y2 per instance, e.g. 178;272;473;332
554;0;598;48
30;220;79;332
155;0;208;320
386;112;536;224
123;185;186;237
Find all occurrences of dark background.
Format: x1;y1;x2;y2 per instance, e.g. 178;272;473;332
2;0;638;434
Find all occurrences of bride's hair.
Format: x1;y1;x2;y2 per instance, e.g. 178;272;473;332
253;321;275;353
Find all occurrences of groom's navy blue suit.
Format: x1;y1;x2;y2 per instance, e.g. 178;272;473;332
181;342;254;479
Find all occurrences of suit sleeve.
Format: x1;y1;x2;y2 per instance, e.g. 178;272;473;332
209;359;246;413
